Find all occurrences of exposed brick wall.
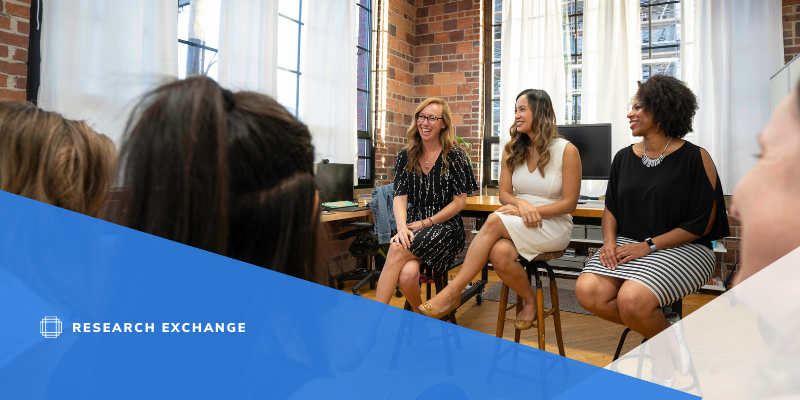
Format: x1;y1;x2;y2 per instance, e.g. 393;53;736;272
711;208;741;289
784;0;800;63
0;0;30;100
374;0;484;188
412;0;483;183
374;0;418;186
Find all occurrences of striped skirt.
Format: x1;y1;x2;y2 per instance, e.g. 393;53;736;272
581;236;715;307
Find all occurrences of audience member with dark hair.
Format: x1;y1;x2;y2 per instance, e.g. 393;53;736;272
112;76;323;284
0;101;117;217
575;74;730;387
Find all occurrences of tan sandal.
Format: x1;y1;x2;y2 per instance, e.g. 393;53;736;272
418;300;459;320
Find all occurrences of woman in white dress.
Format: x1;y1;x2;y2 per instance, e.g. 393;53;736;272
418;89;582;328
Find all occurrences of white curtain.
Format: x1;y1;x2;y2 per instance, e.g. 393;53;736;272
582;0;641;156
217;0;279;96
499;0;566;149
682;0;783;194
301;0;357;169
38;1;178;145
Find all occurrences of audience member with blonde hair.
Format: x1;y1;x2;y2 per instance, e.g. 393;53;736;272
0;101;117;217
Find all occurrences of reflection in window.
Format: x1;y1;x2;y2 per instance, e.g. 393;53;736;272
178;0;220;81
277;0;304;117
640;1;681;81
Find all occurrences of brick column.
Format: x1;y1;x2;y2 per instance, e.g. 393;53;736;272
0;0;30;100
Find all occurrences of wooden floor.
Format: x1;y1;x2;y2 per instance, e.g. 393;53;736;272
339;265;717;368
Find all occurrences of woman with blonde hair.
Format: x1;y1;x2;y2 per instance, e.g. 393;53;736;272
0;101;117;218
419;89;581;326
374;97;478;309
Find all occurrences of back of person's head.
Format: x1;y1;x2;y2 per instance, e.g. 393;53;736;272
0;101;117;217
114;76;321;283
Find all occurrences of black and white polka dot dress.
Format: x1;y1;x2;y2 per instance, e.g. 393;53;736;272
393;147;479;272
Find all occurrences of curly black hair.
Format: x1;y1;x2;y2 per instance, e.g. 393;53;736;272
634;74;698;139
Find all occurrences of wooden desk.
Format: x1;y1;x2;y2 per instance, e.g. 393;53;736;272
320;209;371;223
464;196;604;218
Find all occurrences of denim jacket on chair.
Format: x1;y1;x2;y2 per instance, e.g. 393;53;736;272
370;184;396;244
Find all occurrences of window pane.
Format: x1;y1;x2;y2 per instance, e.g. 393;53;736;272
494;0;502;23
358;157;371;179
278;0;301;21
357;90;369;131
491;161;500;180
493;123;500;137
640;6;650;47
358;0;371;9
651;3;680;47
493;66;501;97
178;43;218;81
277;69;298;116
278;17;300;70
491;143;499;161
357;138;370;157
642;63;651;82
357;49;369;91
493;26;501;62
358;6;370;49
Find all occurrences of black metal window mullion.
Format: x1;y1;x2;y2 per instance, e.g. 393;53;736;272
356;0;373;188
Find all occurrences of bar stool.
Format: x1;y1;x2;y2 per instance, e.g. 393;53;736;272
495;251;566;356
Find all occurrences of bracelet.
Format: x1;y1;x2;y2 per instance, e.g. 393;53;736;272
428;217;434;226
421;220;428;228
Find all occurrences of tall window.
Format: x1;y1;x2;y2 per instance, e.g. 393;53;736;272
356;0;374;188
483;0;503;186
178;0;220;81
640;1;681;81
278;0;304;117
564;0;583;124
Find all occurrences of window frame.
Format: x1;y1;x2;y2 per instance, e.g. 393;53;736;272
640;0;681;82
356;0;375;189
278;1;304;118
482;0;501;188
565;0;583;124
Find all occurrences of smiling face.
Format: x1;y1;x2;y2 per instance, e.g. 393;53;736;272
626;101;659;137
514;95;534;134
416;103;446;143
731;90;800;284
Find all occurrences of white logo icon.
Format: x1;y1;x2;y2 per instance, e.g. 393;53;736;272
40;316;62;338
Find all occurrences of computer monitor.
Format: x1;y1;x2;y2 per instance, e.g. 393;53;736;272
314;162;354;203
556;123;612;180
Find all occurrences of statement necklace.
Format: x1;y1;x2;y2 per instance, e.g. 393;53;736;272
424;147;441;171
641;137;672;167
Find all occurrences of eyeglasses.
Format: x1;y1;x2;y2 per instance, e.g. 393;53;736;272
416;114;442;124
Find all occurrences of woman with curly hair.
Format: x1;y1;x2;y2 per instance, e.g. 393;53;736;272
575;74;730;386
374;97;478;310
419;89;581;323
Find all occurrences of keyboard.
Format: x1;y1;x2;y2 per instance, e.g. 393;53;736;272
333;206;371;212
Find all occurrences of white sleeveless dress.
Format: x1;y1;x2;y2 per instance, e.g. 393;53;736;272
495;137;573;261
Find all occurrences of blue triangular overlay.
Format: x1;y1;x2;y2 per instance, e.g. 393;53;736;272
0;192;693;399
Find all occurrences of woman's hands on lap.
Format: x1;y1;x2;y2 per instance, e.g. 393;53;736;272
599;240;619;270
615;242;651;265
516;201;542;228
407;220;425;232
392;227;414;249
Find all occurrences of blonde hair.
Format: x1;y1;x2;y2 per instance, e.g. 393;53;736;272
503;89;561;178
404;97;460;175
0;101;117;217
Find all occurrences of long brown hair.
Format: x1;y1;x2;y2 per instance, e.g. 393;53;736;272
405;97;460;175
0;101;117;217
503;89;561;178
112;76;323;284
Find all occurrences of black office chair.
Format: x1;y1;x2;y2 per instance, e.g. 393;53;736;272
335;221;386;296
